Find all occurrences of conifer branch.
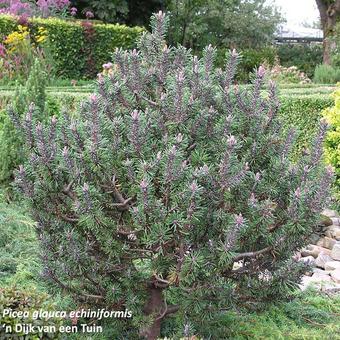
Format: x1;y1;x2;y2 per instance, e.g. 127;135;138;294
232;246;273;262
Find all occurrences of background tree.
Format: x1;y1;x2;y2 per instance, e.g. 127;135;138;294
13;12;332;340
71;0;129;23
126;0;165;26
315;0;340;64
71;0;282;51
71;0;165;24
162;0;283;51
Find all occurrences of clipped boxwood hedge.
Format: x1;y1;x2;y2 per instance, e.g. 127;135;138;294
278;94;333;155
322;88;340;198
0;14;144;79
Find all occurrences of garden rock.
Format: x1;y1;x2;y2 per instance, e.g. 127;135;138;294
325;261;340;271
318;215;333;228
315;253;333;269
330;269;340;283
335;230;340;241
316;237;336;249
331;217;340;226
325;226;340;239
322;209;339;218
330;244;340;260
308;233;321;245
292;251;301;261
301;245;331;258
311;271;331;281
298;210;340;292
299;273;334;291
299;255;315;267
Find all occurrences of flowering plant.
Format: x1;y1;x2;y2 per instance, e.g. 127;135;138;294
0;0;75;18
0;24;32;82
265;58;311;84
37;0;71;18
0;24;50;83
0;0;33;17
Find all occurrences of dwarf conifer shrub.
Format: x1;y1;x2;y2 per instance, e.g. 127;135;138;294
13;12;333;339
0;58;46;185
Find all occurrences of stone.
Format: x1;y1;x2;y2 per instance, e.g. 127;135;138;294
331;217;340;226
331;244;340;260
322;209;339;218
318;214;333;227
311;271;331;281
335;230;340;241
315;253;333;269
330;269;340;283
316;237;337;250
299;256;315;266
299;276;316;291
325;261;340;271
319;282;340;291
309;233;321;245
312;267;332;275
325;226;340;239
301;245;331;258
313;268;326;274
299;274;339;291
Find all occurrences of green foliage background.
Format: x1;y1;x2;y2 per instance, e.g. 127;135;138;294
0;15;144;79
323;88;340;199
314;64;340;84
215;47;277;82
278;94;333;156
277;44;323;79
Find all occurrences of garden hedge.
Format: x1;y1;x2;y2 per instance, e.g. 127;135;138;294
279;94;333;155
322;88;340;198
0;14;144;79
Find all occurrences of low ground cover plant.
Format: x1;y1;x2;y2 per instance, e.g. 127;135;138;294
11;12;334;339
0;286;61;339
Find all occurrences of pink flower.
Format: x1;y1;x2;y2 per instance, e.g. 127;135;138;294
234;213;244;226
294;187;301;199
102;62;113;70
227;135;237;147
70;7;77;16
258;65;266;78
85;10;94;19
0;44;6;58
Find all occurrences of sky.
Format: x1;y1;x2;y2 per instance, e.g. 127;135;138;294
269;0;320;27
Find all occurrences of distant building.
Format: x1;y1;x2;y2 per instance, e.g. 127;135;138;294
275;25;323;43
